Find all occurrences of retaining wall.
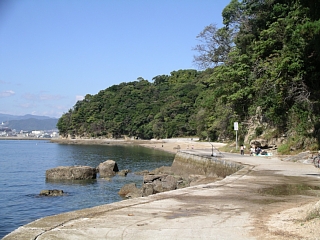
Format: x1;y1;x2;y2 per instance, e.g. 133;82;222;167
171;152;243;178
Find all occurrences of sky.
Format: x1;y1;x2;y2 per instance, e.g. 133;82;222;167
0;0;230;119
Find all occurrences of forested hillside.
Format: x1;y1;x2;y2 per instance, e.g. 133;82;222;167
57;70;205;139
57;0;320;152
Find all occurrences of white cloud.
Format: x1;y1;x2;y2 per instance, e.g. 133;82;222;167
76;95;84;101
0;90;15;98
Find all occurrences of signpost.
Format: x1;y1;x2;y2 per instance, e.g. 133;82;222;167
234;122;238;150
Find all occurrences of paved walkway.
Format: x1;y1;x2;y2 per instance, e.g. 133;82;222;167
3;150;320;240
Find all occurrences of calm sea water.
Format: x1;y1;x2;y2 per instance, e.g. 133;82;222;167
0;140;174;238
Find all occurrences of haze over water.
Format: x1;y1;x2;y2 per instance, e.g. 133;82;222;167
0;140;174;238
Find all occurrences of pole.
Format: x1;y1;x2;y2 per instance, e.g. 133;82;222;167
212;145;213;156
234;122;238;151
208;139;213;156
236;130;238;150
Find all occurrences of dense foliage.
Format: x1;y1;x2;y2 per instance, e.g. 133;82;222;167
57;70;206;139
58;0;320;150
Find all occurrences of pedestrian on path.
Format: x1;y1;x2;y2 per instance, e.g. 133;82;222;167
256;146;262;155
240;145;244;155
250;146;255;156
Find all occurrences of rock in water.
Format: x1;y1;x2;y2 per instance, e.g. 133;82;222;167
117;169;130;177
97;160;119;178
46;166;97;180
40;189;64;196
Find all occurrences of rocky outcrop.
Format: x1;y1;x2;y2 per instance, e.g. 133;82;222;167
40;189;64;196
250;139;268;148
142;174;177;197
46;166;96;180
119;152;243;199
97;160;119;178
118;152;239;199
118;173;179;199
118;183;142;198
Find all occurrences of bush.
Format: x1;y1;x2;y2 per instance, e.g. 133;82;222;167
277;143;291;155
255;127;263;137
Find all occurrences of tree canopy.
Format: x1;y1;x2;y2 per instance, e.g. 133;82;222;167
58;0;320;151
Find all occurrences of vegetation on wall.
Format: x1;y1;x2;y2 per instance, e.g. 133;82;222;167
57;0;320;150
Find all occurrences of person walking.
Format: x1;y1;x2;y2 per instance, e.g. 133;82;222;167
240;145;244;155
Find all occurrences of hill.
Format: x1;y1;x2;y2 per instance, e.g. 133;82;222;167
56;1;320;153
7;118;58;131
0;113;54;122
0;113;58;131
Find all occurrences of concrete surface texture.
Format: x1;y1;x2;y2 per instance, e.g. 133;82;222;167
3;149;320;240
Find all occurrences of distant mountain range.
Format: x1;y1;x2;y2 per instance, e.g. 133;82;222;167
0;113;58;131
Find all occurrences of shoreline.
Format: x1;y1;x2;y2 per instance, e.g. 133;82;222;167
0;137;52;141
3;138;320;239
0;137;226;155
3;141;320;239
50;138;226;154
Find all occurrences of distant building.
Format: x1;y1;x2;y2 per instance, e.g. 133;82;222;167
32;130;44;135
0;127;12;136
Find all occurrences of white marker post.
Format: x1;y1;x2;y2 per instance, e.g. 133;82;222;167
234;122;238;150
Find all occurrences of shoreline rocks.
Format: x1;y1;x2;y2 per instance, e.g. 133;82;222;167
40;189;64;196
142;174;178;197
97;160;119;178
118;183;142;199
117;169;130;176
46;166;97;180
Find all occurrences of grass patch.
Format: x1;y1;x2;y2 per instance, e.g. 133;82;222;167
277;143;291;155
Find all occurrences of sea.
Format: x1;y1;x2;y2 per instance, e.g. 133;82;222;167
0;140;175;238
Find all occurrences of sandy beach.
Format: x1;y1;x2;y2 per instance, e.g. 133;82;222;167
50;137;226;154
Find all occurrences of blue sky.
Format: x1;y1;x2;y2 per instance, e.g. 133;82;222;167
0;0;230;118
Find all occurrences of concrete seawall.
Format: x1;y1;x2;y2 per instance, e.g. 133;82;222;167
171;151;242;178
3;150;320;240
3;151;243;240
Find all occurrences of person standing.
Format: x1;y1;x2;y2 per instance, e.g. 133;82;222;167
250;146;255;156
240;145;244;155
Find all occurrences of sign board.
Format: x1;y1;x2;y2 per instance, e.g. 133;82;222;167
234;122;238;131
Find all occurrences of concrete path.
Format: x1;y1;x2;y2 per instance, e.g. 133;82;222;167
3;150;320;240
